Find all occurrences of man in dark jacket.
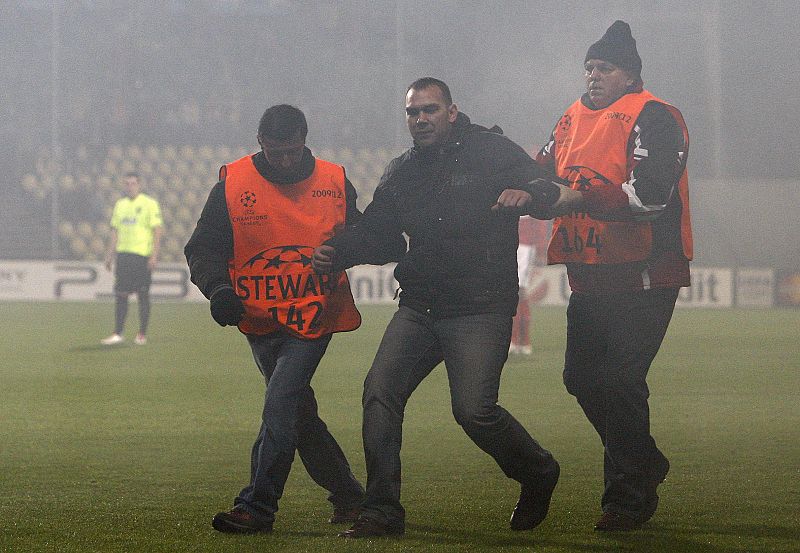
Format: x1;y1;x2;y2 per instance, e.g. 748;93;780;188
313;77;561;538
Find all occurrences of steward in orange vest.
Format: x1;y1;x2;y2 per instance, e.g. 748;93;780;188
223;154;361;338
186;146;403;339
498;21;691;531
538;88;692;292
185;105;405;534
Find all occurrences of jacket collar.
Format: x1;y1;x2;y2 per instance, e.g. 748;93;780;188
412;111;482;159
251;147;315;184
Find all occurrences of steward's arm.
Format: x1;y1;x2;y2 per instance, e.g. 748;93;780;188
184;181;235;299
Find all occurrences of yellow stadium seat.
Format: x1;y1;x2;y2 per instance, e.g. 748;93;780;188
107;144;124;161
198;145;214;160
157;161;173;177
58;221;75;238
144;145;160;162
179;145;196;159
78;174;93;189
175;159;191;177
149;175;166;191
76;221;93;238
216;145;232;161
137;160;154;177
89;236;105;256
125;145;143;160
163;190;180;208
162;145;178;162
120;159;136;174
21;174;39;193
176;205;193;224
60;175;76;191
102;158;118;176
69;236;88;257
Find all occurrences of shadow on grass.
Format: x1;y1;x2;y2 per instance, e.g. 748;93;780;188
68;344;132;352
335;519;799;552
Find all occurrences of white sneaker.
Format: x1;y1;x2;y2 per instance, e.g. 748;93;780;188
101;334;124;345
519;345;532;355
134;334;147;346
509;344;520;355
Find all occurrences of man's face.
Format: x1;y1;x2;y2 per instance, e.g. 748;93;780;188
584;59;634;109
258;129;306;176
124;176;140;199
406;85;458;149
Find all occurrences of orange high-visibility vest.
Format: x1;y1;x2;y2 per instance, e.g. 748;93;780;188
548;90;692;264
224;154;361;338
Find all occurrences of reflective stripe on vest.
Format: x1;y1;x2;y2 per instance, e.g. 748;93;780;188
224;154;361;337
547;90;691;264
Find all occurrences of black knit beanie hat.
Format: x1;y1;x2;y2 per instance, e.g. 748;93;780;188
585;20;642;77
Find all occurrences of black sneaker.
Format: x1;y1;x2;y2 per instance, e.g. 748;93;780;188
212;507;273;533
641;455;670;522
594;511;642;531
510;460;560;531
329;506;361;524
338;516;404;538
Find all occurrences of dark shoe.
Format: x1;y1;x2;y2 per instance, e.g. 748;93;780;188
338;516;404;538
650;455;670;486
640;456;670;522
594;511;642;531
329;506;361;524
212;507;273;534
510;460;560;531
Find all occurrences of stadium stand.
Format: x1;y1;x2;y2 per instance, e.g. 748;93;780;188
18;144;400;261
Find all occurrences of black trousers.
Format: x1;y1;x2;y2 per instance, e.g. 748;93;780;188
563;287;678;521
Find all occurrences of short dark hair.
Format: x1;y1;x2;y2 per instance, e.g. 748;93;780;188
124;172;140;181
406;77;452;105
258;104;308;141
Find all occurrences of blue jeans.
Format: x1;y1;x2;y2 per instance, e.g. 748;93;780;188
361;307;558;526
563;289;677;522
234;331;364;523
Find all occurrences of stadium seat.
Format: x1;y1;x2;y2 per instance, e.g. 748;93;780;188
107;145;124;161
58;221;75;240
125;145;143;161
199;145;214;160
144;145;161;162
60;175;76;191
162;145;178;162
89;236;105;257
178;145;196;160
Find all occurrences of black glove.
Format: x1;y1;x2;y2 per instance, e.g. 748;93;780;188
526;177;562;208
209;286;245;326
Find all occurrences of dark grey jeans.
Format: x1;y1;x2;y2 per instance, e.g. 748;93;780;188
563;288;678;522
361;306;558;526
234;331;364;523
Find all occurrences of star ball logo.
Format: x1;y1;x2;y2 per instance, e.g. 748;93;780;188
242;245;313;270
558;114;572;132
240;191;257;208
563;165;612;191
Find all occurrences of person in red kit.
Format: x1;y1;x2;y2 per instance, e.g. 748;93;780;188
495;20;692;531
510;216;550;355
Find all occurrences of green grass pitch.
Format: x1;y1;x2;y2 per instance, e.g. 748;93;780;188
1;302;798;552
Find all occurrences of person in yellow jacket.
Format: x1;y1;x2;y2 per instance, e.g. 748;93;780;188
496;20;692;531
185;104;404;534
102;172;163;346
